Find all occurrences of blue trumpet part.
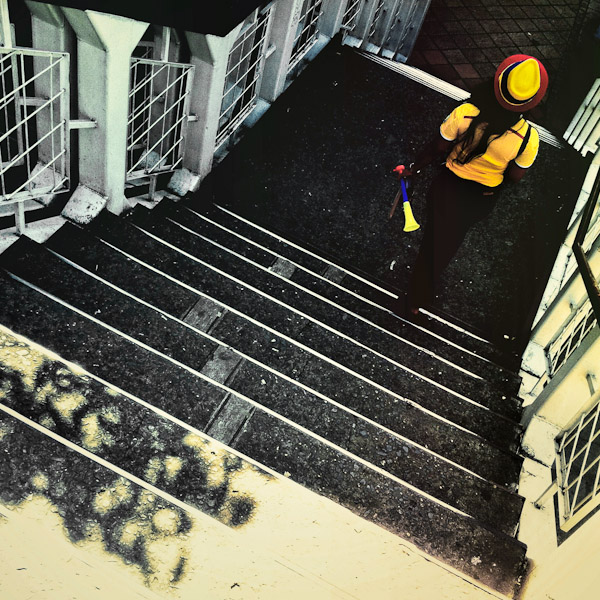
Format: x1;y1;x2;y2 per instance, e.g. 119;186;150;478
401;178;409;203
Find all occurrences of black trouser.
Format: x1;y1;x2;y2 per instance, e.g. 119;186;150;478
407;168;500;309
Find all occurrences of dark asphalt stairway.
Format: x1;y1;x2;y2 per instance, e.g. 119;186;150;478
0;199;530;596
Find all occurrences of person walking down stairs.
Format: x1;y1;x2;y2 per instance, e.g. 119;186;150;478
395;55;548;324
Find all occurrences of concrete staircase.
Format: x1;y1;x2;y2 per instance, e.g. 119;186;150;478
0;195;529;597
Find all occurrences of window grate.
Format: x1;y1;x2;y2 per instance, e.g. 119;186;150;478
398;0;419;50
127;58;194;180
341;0;364;32
215;7;273;151
557;397;600;530
288;0;324;73
0;48;69;205
368;0;386;40
385;1;404;43
547;301;597;376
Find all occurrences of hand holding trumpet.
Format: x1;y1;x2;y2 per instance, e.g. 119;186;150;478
389;164;420;232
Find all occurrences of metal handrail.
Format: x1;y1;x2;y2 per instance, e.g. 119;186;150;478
573;167;600;322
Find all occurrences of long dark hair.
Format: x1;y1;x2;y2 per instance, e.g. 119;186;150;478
454;80;522;165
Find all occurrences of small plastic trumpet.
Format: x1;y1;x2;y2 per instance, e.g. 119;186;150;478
396;177;420;232
402;192;420;232
389;165;420;232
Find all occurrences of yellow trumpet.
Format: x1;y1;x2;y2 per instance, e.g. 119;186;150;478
402;198;420;232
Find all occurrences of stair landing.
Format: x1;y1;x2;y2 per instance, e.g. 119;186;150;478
0;327;506;600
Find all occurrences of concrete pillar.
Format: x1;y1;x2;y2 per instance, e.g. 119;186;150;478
319;0;347;38
181;25;242;183
0;0;12;47
260;0;304;103
61;8;148;215
25;2;74;205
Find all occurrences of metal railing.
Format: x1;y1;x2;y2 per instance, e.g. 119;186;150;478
556;389;600;531
126;57;194;181
573;167;600;322
288;0;324;73
341;0;364;32
0;47;69;228
547;301;596;376
536;154;600;529
397;0;420;53
368;0;386;40
564;77;600;157
385;1;404;44
215;7;273;151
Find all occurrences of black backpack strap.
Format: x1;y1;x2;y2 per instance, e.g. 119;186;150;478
516;122;532;159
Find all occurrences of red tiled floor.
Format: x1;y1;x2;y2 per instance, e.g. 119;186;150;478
408;0;582;94
454;63;480;78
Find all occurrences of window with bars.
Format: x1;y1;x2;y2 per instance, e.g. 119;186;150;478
215;7;273;151
397;0;419;52
385;1;404;44
127;58;194;180
288;0;324;73
341;0;364;32
368;0;386;40
0;48;69;204
547;302;597;376
557;397;600;531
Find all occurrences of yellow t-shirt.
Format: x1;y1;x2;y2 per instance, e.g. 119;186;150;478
440;103;539;187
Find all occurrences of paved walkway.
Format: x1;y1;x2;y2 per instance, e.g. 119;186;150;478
408;0;597;130
410;0;578;91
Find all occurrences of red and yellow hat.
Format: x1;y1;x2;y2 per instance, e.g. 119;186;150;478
494;55;548;112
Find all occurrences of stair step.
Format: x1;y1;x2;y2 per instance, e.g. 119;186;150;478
0;236;525;534
156;202;520;408
183;198;523;388
43;222;523;488
0;288;527;596
101;209;522;448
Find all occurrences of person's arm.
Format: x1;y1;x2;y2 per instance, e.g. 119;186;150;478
505;125;539;183
505;163;527;183
410;135;455;174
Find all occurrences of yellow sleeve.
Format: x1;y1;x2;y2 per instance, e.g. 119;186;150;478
514;126;539;168
440;103;478;141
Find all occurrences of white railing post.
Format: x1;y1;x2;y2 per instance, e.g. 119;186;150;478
26;1;74;206
319;0;347;38
61;8;148;217
0;0;11;49
180;25;243;184
260;0;304;102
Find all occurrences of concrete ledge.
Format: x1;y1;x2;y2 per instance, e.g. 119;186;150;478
61;185;108;224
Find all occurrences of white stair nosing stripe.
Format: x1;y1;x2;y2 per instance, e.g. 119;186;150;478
3;278;481;520
165;216;486;382
359;51;563;149
69;239;515;454
170;213;512;377
133;225;523;425
44;247;507;488
45;235;517;457
420;308;495;346
189;206;514;376
210;203;398;297
169;212;388;312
